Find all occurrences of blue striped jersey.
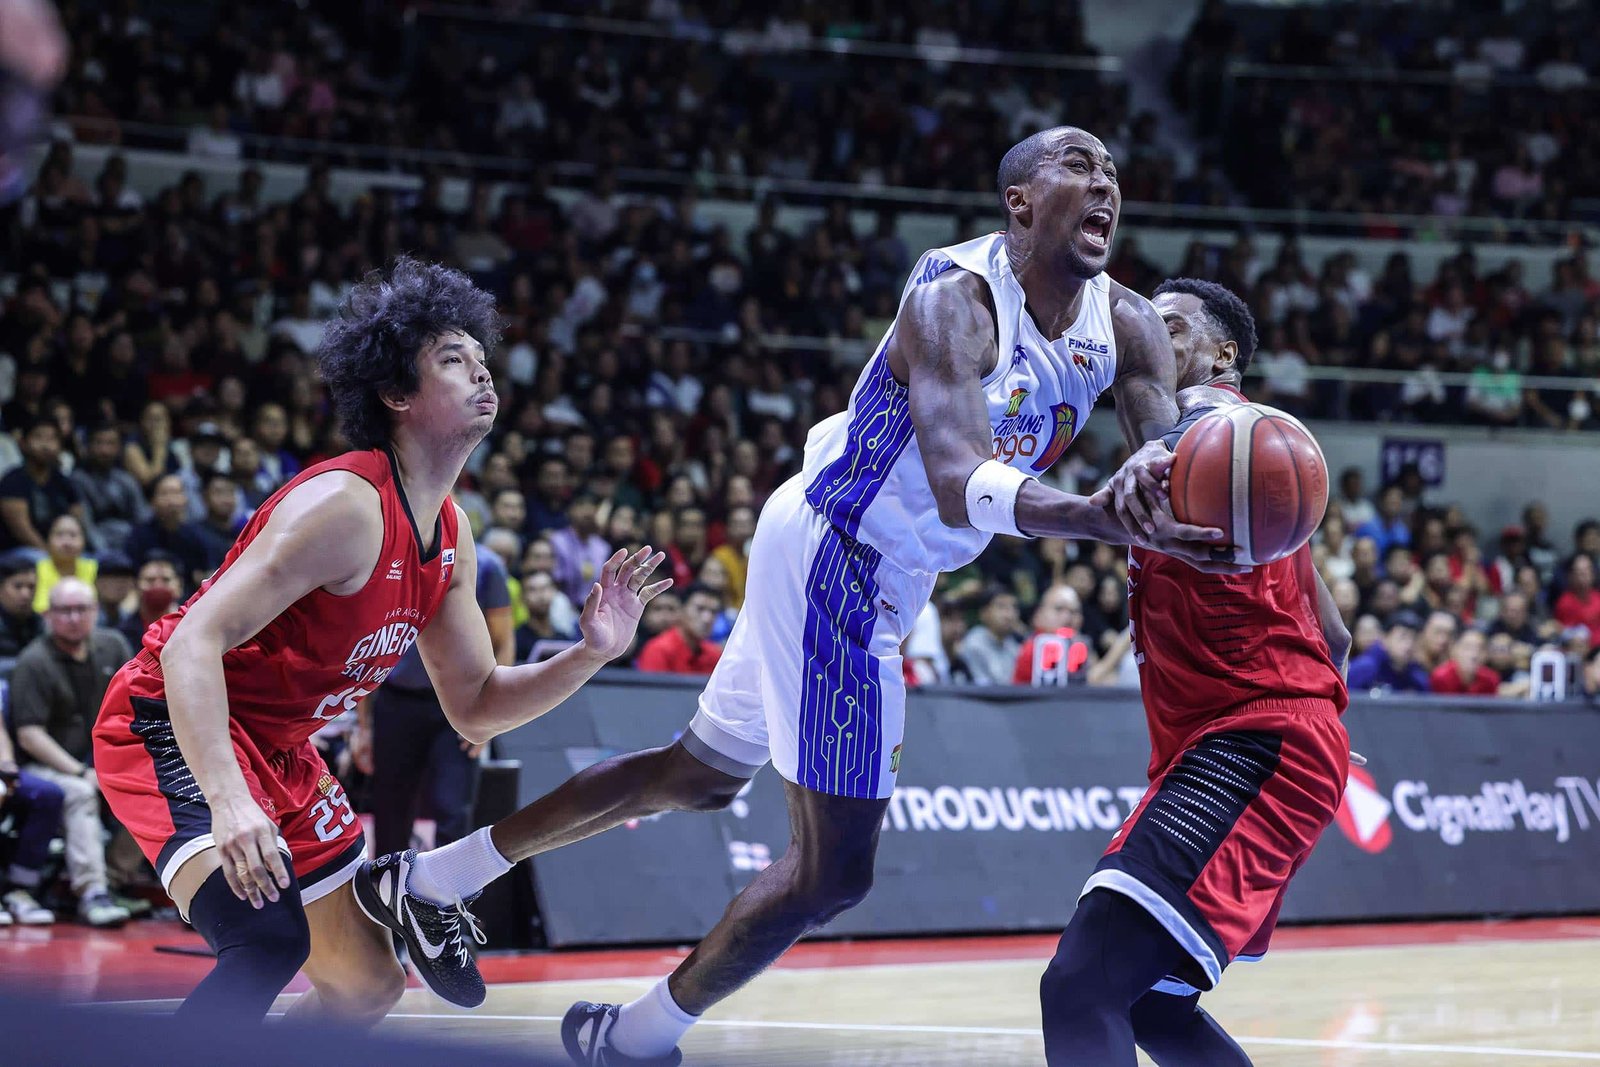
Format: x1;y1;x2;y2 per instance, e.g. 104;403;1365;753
800;232;1118;575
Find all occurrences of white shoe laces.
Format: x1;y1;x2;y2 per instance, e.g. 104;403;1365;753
445;898;487;968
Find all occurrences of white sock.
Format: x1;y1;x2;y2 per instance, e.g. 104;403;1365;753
405;827;512;905
609;978;699;1058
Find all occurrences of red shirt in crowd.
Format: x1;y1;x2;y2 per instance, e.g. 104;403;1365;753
636;627;722;676
1429;661;1501;696
1554;588;1600;638
1012;628;1092;685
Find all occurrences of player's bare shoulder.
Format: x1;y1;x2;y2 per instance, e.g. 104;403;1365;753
1107;278;1165;355
885;267;998;383
1177;384;1244;415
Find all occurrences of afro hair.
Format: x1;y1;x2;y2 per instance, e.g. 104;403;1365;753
316;256;502;450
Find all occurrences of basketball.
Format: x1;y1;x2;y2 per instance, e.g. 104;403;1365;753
1168;403;1329;566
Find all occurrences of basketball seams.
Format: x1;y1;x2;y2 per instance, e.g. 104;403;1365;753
1229;406;1261;565
1271;418;1303;562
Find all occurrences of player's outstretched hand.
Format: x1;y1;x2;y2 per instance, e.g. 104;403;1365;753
1108;440;1174;539
579;546;673;661
212;794;290;909
1090;483;1246;576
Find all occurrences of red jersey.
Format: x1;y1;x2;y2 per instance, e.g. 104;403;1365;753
1429;661;1500;695
1129;542;1347;774
636;628;722;675
118;448;460;753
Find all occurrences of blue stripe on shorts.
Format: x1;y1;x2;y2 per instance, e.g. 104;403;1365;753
796;528;886;798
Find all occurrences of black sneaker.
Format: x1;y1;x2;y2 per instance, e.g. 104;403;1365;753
562;1002;684;1066
352;849;487;1008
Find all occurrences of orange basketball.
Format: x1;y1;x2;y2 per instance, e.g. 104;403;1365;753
1168;403;1329;566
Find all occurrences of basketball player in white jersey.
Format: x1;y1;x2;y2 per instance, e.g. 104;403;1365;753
365;127;1236;1066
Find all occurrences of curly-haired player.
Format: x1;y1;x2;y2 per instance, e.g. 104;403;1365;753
93;257;671;1021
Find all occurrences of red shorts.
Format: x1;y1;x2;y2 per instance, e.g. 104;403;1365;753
93;668;366;908
1081;701;1348;992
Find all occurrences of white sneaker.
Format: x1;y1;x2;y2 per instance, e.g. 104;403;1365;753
0;907;12;926
4;888;56;925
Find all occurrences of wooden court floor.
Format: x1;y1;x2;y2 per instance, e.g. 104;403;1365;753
314;922;1600;1065
12;917;1599;1065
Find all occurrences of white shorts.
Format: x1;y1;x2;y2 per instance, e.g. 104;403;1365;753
683;477;935;800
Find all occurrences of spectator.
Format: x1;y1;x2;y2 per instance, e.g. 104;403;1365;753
1355;485;1410;556
1488;525;1530;595
1335;468;1376;528
0;712;65;925
694;556;739;643
1581;645;1600;706
193;471;243;574
518;536;580;635
33;512;96;615
116;553;183;650
1485;632;1531;699
0;417;84;557
1383;545;1426;609
123;474;211;589
1415;610;1460;673
121;402;179;492
957;587;1026;686
1013;585;1093;687
1347;611;1430;693
176;423;231;521
0;557;41;658
1554;555;1600;642
548;492;612;606
487;488;526;540
525;456;571;533
1351;614;1384;657
636;582;722;675
513;570;577;663
1317;512;1355;582
1430;630;1500;696
708;504;755;610
354;541;513;857
1523;502;1559;585
228;436;276;511
10;579;132;927
664;506;710;591
903;601;951;687
70;422;149;553
1492;591;1543;646
92;551;135;629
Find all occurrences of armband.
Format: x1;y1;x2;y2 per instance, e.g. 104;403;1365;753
963;460;1030;538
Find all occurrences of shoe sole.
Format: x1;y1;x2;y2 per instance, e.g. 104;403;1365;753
352;861;485;1010
559;1004;597;1066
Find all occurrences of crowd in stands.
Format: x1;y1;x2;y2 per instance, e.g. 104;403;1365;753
1174;0;1600;227
49;0;1161;202
1108;233;1600;428
3;135;1599;711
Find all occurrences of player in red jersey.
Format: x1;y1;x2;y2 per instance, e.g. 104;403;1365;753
93;257;670;1021
1040;278;1353;1066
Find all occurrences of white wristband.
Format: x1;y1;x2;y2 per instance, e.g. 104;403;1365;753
963;459;1030;538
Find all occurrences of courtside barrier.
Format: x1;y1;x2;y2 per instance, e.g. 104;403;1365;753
494;675;1600;947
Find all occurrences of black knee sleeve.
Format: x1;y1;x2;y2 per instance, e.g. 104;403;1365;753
1041;891;1199;1067
178;866;311;1020
1132;991;1253;1067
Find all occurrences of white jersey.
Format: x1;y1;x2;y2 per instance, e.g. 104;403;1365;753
800;232;1118;576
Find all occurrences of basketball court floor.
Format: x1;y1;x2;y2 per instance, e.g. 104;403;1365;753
4;916;1599;1064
